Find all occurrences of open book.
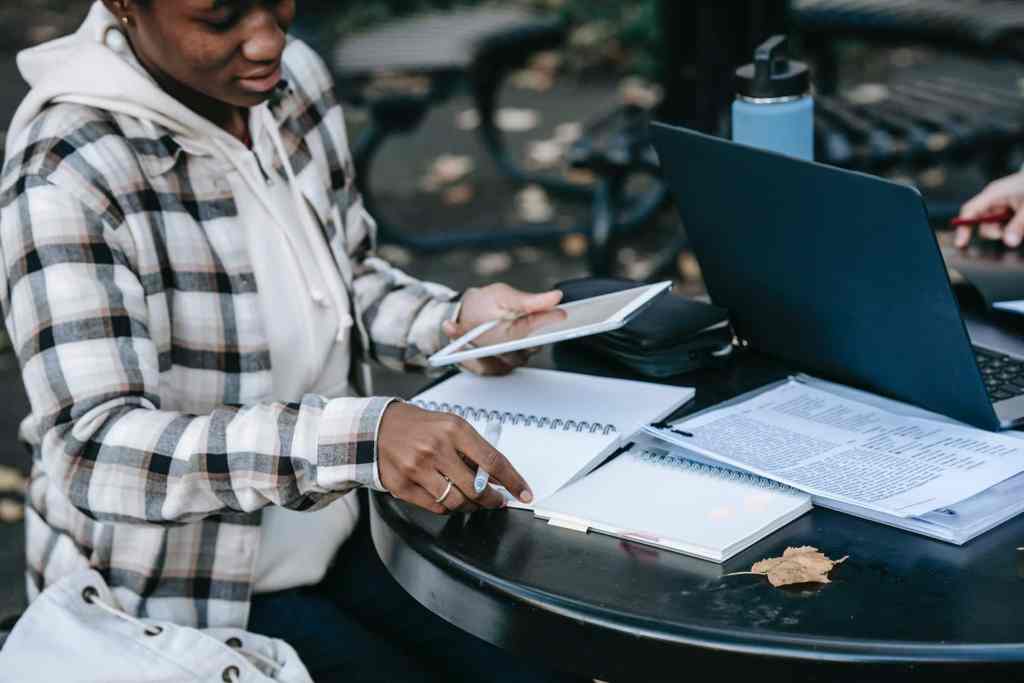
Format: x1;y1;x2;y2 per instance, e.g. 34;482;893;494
647;375;1024;544
534;432;811;562
412;368;695;508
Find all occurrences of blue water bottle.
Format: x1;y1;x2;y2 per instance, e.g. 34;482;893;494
732;35;813;161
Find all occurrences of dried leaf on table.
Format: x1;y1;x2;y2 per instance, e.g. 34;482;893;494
736;546;848;588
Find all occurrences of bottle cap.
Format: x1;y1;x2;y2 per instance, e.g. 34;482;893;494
735;35;810;100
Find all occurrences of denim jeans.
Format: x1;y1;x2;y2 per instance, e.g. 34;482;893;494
248;493;583;683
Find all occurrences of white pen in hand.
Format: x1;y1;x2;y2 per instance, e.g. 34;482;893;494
475;418;503;494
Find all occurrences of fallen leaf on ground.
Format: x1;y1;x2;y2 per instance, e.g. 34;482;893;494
0;466;25;493
530;51;563;75
926;133;952;153
563;168;597;186
553;122;583;146
496;108;540;133
513;246;543;264
0;500;24;524
473;252;513;277
677;252;702;282
455;109;480;131
29;23;60;44
366;71;431;98
560;233;589;258
511;69;555;93
732;546;848;587
919;167;946;189
376;244;413;267
525;139;564;170
421;154;474;192
442;183;475;206
619;77;663;110
845;83;889;106
515;185;555;223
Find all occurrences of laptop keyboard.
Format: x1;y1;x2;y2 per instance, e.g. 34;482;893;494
975;347;1024;402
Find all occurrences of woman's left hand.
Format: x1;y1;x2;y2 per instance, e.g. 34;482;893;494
442;284;565;375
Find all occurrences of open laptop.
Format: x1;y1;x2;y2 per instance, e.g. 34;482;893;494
650;121;1024;431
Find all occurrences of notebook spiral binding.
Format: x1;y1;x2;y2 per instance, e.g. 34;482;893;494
636;447;799;493
411;400;617;436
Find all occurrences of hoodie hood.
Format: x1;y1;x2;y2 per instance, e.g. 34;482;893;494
7;1;244;162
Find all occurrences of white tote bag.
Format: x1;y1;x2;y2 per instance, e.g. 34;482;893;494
0;570;312;683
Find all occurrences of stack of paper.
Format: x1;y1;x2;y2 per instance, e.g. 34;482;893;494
646;375;1024;543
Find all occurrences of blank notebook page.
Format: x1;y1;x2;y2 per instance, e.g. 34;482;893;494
536;442;812;562
411;369;695;508
413;368;694;430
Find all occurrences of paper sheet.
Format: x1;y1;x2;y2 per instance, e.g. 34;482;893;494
648;379;1024;517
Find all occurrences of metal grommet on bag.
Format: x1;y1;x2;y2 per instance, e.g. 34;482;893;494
226;637;243;648
222;665;241;682
143;624;163;636
81;586;99;604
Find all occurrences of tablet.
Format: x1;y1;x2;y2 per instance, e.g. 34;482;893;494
428;281;672;367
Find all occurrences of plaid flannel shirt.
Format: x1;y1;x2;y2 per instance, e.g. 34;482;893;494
0;40;458;628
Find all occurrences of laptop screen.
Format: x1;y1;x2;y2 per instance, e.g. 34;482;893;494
650;122;996;429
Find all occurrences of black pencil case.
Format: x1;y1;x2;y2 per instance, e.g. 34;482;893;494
554;277;734;378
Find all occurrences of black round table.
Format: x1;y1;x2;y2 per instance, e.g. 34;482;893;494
369;310;1024;683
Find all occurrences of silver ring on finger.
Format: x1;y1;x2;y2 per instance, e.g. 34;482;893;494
434;476;454;504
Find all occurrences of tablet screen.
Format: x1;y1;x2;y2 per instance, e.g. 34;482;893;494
432;283;669;365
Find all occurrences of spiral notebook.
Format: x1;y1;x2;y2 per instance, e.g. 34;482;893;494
411;369;695;508
534;433;812;562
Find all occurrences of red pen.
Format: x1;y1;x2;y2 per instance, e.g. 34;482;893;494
949;208;1015;227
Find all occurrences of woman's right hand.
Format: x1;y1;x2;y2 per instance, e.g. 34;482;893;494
376;402;533;514
956;172;1024;248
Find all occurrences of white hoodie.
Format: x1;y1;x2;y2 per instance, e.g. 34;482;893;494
10;2;360;593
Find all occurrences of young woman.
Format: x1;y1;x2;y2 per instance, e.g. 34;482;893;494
0;1;577;680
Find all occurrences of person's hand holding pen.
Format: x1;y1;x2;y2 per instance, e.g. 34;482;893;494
955;171;1024;248
378;403;531;514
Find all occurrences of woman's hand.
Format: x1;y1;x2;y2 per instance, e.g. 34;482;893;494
377;402;533;514
442;284;565;375
956;173;1024;248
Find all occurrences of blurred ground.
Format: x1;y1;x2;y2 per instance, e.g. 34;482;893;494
0;0;1011;626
